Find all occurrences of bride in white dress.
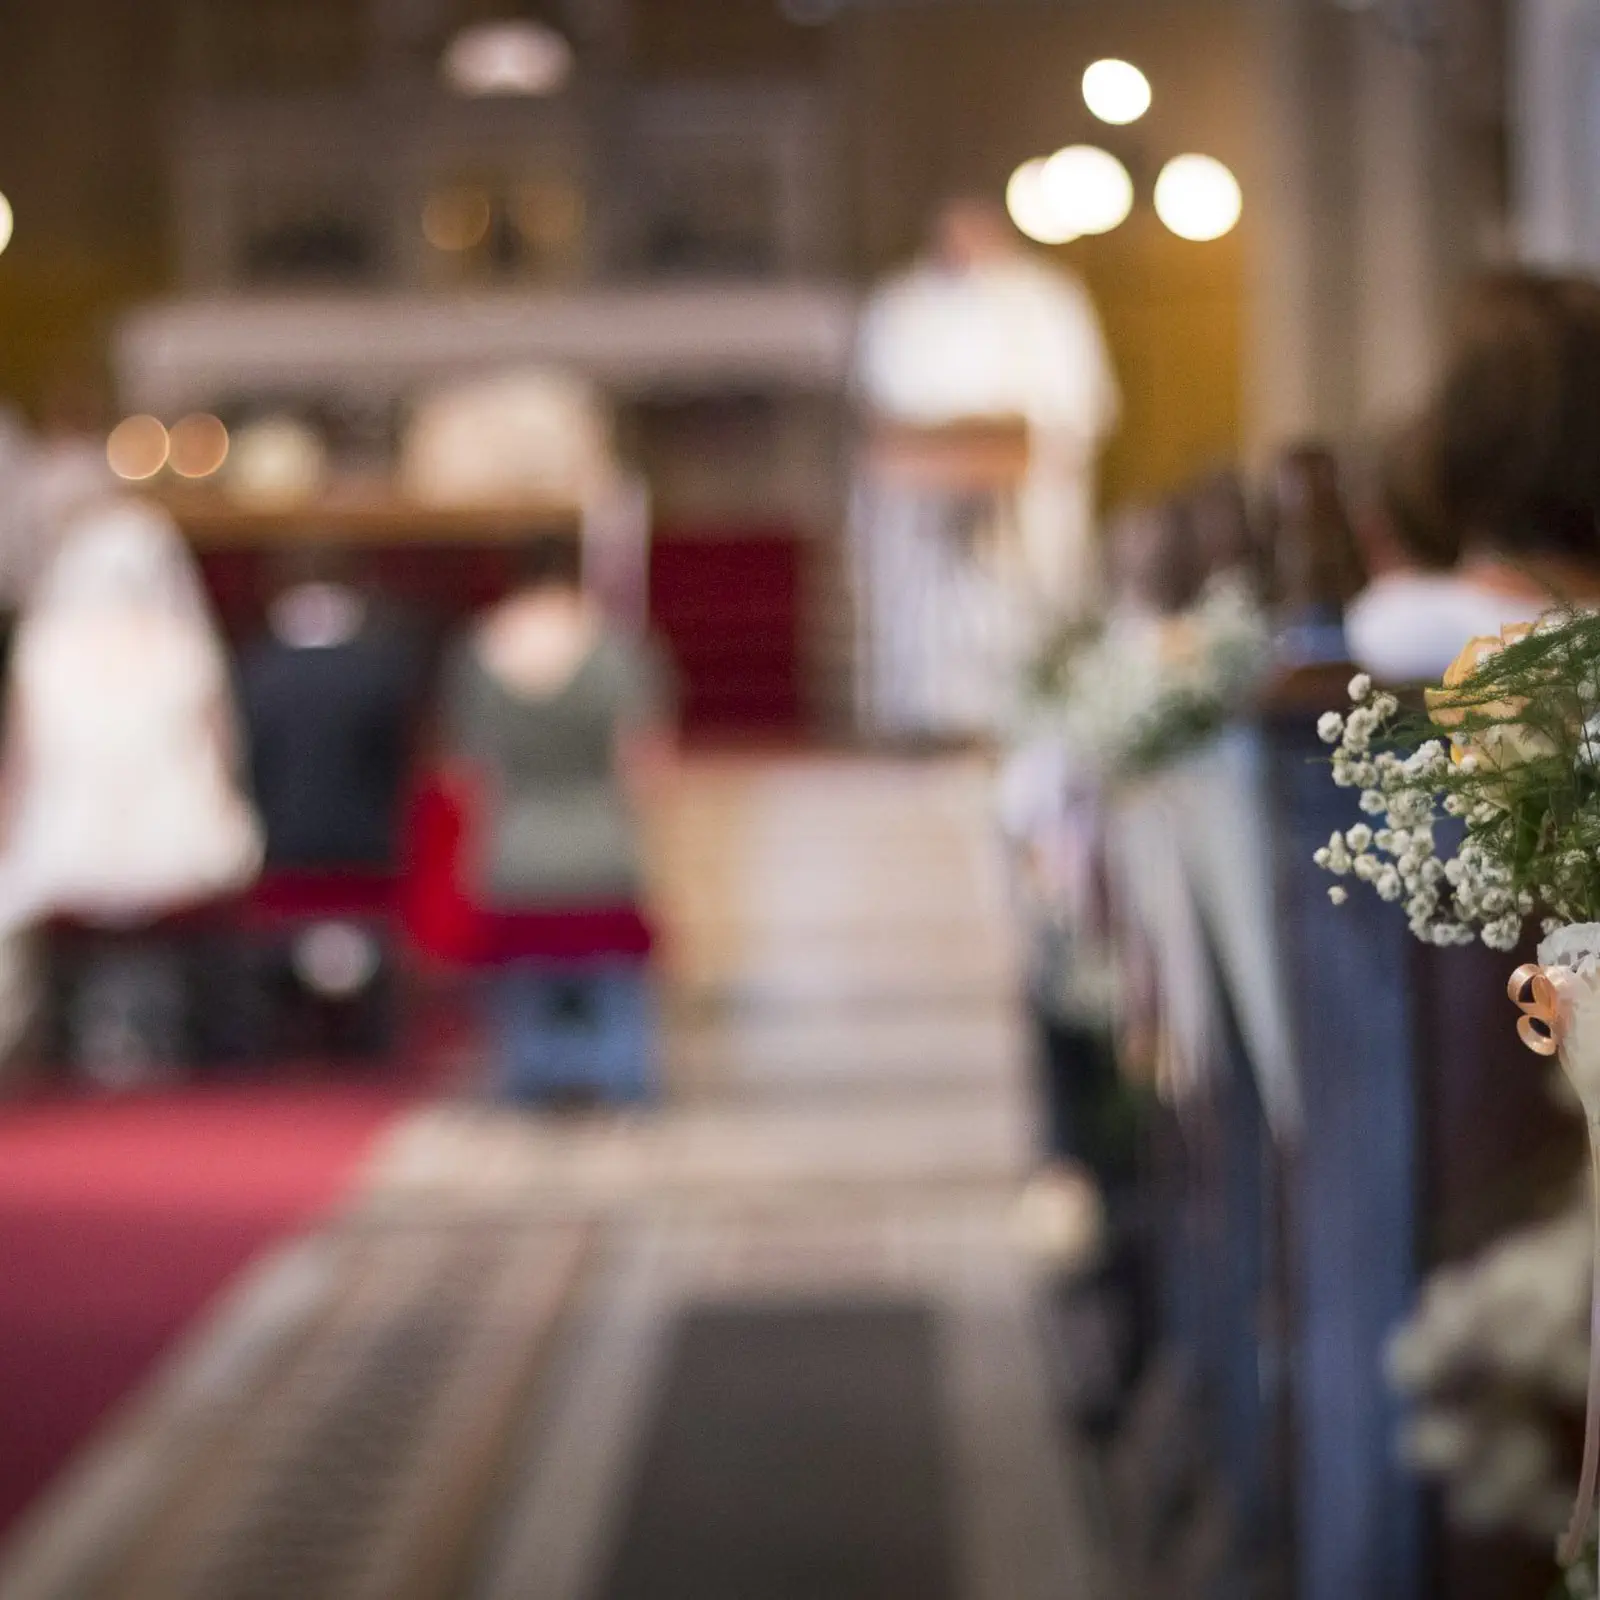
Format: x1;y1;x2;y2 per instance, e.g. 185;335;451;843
0;496;260;933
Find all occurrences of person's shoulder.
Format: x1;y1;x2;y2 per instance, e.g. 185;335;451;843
1345;571;1537;681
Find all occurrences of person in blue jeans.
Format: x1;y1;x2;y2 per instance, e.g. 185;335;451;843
441;531;675;1104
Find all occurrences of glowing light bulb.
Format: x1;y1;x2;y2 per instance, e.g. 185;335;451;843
441;21;572;97
106;415;169;481
1040;145;1134;237
168;413;229;479
1082;60;1151;125
1006;158;1079;245
1154;154;1243;241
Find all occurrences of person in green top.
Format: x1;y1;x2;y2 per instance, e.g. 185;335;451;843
441;530;675;1099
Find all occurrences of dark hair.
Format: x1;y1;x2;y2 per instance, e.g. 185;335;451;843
1267;442;1367;608
1432;271;1600;557
519;530;583;591
1106;500;1199;614
1378;415;1457;570
1189;468;1257;584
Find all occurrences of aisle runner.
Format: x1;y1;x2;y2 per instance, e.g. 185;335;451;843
599;1302;957;1600
471;1195;1104;1600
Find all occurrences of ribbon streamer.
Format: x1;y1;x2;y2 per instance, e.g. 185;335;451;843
1508;961;1599;1568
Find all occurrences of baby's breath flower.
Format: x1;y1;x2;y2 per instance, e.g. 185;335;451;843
1328;885;1348;906
1315;611;1600;945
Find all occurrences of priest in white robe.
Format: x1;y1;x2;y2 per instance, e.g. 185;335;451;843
852;197;1119;739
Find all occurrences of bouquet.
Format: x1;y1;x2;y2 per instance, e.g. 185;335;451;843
1317;611;1600;1569
1025;575;1270;784
1386;1193;1591;1559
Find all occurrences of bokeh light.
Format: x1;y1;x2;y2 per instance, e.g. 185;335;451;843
167;413;230;479
1154;153;1243;241
1082;60;1152;126
106;415;170;481
422;188;492;252
1040;145;1134;237
1005;158;1078;246
0;193;13;257
226;416;327;507
441;21;573;97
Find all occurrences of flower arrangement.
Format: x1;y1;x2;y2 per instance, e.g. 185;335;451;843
1317;617;1600;951
1386;1193;1592;1576
1024;576;1270;784
1317;609;1600;1571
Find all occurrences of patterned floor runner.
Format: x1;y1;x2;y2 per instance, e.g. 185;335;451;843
0;1218;587;1600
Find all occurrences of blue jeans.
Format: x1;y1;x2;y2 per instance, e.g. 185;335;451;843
485;959;656;1104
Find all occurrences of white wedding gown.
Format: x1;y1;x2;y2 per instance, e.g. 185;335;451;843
0;501;260;933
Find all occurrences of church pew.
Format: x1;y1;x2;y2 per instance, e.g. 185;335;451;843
1259;667;1580;1600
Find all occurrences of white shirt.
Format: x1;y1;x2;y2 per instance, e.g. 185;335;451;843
855;257;1119;442
1344;571;1554;683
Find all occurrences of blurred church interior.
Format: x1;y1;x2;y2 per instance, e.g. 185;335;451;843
0;1;1590;1597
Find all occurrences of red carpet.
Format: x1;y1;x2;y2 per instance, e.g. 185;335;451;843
0;1084;408;1539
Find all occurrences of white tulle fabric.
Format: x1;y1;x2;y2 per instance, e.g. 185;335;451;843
0;499;260;931
1104;731;1303;1141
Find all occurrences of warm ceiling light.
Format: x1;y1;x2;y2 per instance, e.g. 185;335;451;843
422;187;492;252
1006;158;1078;246
441;20;572;97
1154;153;1243;241
0;194;13;257
1040;145;1134;237
106;415;169;481
1082;59;1151;125
168;413;230;479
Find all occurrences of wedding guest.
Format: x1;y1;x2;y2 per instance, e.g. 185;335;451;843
1266;443;1366;664
440;530;674;1102
1346;272;1600;682
1106;498;1199;618
1189;468;1260;590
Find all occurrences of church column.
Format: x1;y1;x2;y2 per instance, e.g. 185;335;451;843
1351;14;1446;425
1245;0;1360;459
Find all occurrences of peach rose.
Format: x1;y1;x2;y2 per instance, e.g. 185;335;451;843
1426;622;1558;773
